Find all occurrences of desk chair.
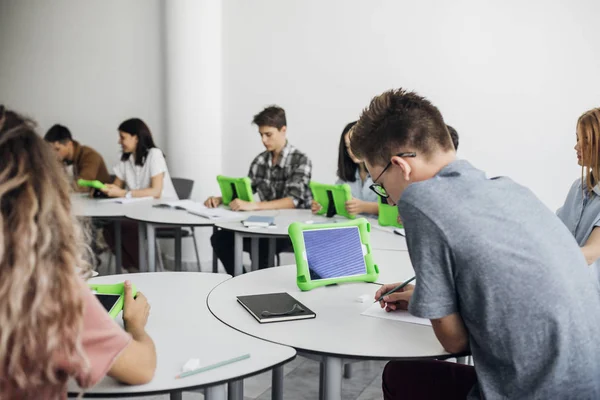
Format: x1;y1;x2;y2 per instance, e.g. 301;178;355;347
155;178;201;271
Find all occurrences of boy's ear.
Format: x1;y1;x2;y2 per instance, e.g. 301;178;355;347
280;126;287;135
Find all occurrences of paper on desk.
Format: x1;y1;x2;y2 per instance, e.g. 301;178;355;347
361;303;431;326
98;196;154;204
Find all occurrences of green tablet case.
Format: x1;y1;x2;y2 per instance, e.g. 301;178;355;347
77;179;106;190
309;181;354;219
378;197;403;228
216;175;254;205
88;282;137;319
288;218;379;291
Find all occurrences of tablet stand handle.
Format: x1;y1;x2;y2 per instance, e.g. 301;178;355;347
326;190;336;218
230;183;239;201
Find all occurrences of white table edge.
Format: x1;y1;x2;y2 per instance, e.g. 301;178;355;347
206;280;458;362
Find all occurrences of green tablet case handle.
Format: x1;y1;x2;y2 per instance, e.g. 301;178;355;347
216;175;254;205
309;181;355;219
378;197;403;228
88;282;138;319
288;218;379;291
77;179;106;190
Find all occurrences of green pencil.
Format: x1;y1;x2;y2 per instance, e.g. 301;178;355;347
374;276;416;303
175;354;251;379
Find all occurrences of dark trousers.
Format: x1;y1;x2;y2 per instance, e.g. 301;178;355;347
211;229;292;275
382;360;477;400
103;220;140;271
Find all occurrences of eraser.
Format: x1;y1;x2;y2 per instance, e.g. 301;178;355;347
182;358;201;372
357;294;371;303
305;220;314;224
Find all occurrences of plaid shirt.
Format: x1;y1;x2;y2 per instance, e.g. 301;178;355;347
248;141;312;209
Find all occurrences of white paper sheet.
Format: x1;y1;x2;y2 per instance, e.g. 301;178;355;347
98;196;154;204
361;302;431;326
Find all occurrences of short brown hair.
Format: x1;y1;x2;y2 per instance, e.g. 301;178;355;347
252;105;287;130
350;89;453;166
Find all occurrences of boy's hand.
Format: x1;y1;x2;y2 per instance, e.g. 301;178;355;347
311;200;322;214
204;196;222;208
374;283;415;312
230;199;258;211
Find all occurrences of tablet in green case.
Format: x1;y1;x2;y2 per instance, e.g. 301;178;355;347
88;282;137;319
309;181;354;219
216;175;254;205
77;179;106;190
288;218;379;291
378;197;403;228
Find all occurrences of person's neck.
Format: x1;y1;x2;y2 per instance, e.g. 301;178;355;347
412;152;457;182
358;163;368;181
66;142;75;162
271;143;286;164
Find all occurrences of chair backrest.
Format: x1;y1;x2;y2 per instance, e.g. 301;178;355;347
172;177;194;200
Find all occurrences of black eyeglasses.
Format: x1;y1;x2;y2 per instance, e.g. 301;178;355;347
369;152;417;199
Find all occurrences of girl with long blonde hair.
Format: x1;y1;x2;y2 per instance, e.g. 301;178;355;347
0;106;156;398
557;107;600;280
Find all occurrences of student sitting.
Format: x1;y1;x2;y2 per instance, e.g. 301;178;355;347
349;90;600;399
311;121;379;216
102;118;178;271
44;124;111;192
206;106;312;274
557;107;600;281
0;106;156;398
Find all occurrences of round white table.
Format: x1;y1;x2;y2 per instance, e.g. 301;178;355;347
214;210;407;276
372;249;414;284
207;266;451;400
68;272;295;400
125;206;219;272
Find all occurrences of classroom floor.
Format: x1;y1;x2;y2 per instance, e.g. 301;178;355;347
93;252;386;400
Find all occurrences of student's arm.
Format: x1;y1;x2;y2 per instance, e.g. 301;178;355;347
74;153;104;193
107;282;156;384
431;313;469;354
346;199;379;216
130;173;163;199
582;227;600;265
229;197;295;211
282;155;312;208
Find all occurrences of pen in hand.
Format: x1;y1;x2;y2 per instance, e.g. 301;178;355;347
374;276;416;303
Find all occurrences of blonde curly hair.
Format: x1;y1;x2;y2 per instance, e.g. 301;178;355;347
0;106;92;398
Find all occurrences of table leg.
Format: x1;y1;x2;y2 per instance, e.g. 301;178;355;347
456;356;468;364
205;384;227;400
114;220;122;274
251;237;259;271
147;223;156;273
322;356;343;400
343;363;352;379
319;362;324;400
175;228;182;271
169;391;182;400
234;232;243;276
212;226;219;273
227;379;243;400
268;238;276;268
138;222;147;272
272;365;284;400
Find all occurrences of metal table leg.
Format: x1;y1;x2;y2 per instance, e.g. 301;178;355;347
169;391;182;400
114;219;122;274
251;237;259;271
205;384;227;400
138;222;147;272
322;356;343;400
147;223;156;272
175;227;182;271
272;365;284;400
227;379;243;400
233;232;243;276
268;237;276;268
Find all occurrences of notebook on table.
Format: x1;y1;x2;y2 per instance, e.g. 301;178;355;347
237;292;316;323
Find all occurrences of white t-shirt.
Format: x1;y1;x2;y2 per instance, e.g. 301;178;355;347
113;148;178;199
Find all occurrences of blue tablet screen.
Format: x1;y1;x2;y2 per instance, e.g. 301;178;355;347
303;226;366;280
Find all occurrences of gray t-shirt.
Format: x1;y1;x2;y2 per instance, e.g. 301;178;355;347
400;160;600;399
557;178;600;282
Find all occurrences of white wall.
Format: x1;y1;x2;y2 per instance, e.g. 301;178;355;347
0;0;165;170
222;0;600;210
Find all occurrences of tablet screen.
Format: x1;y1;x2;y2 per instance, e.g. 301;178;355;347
303;226;366;280
95;294;121;313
